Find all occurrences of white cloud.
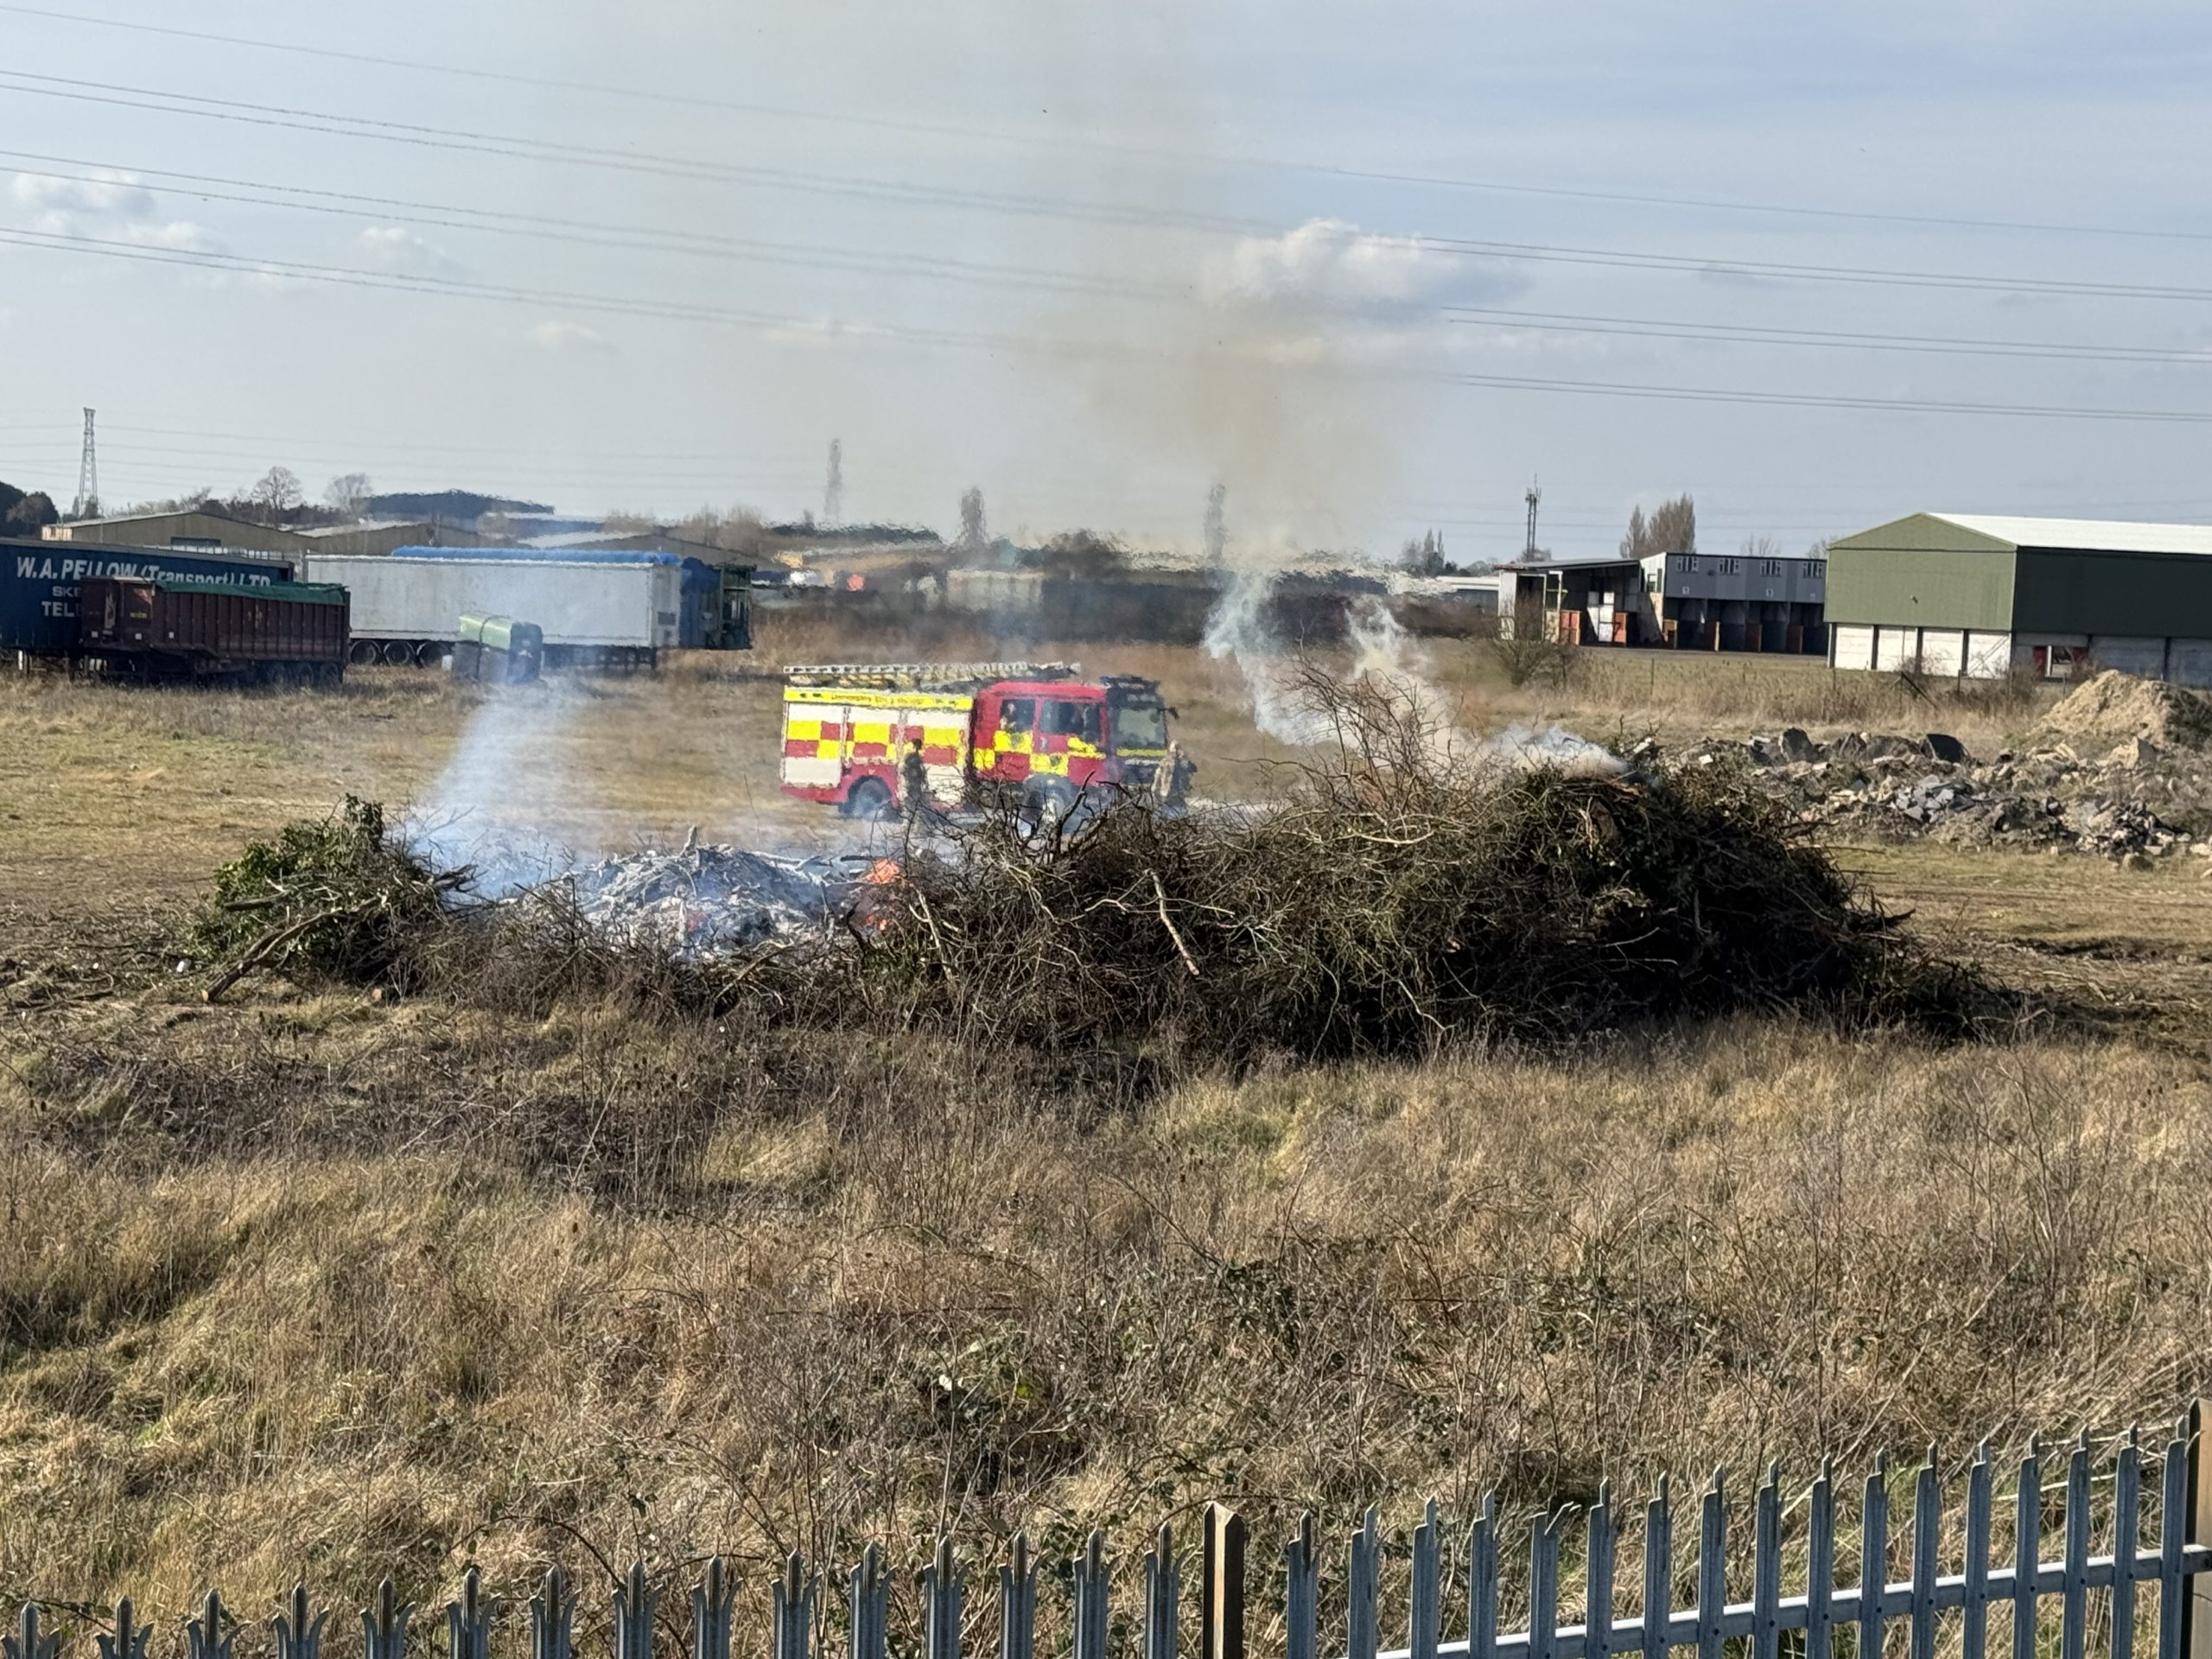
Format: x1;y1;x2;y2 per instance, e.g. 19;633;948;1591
1202;218;1513;315
530;319;611;353
10;168;214;252
355;225;460;276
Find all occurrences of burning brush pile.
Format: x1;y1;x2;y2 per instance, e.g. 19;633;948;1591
559;840;896;957
858;687;1980;1058
188;690;1976;1053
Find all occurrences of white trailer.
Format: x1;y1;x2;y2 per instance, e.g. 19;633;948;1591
302;555;683;668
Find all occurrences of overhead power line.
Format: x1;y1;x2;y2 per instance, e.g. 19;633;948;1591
9;73;2212;315
10;224;2212;430
1446;307;2212;366
0;69;1257;236
4;1;2209;245
0;151;1184;304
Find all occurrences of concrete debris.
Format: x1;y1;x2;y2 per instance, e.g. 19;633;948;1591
1679;719;2210;861
552;844;893;957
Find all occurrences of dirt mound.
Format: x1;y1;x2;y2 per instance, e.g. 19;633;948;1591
2034;671;2212;750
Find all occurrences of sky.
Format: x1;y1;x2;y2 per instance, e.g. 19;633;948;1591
3;0;2212;562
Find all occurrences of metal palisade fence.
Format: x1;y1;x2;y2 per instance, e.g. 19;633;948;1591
10;1410;2212;1659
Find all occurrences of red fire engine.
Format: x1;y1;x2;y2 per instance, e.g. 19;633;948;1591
779;662;1173;820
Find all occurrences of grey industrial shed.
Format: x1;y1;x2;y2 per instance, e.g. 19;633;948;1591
1826;512;2212;685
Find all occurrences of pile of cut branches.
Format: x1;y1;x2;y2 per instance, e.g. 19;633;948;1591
188;798;467;1000
856;683;1980;1059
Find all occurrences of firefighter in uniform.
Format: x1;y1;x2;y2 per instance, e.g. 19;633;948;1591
899;737;931;823
1156;741;1195;812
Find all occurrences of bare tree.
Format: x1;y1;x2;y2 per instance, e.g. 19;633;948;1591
1741;534;1783;562
323;473;374;518
249;467;303;521
1400;529;1447;576
1646;494;1696;557
1619;505;1651;561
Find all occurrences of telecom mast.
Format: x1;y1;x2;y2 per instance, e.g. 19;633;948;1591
1522;478;1543;563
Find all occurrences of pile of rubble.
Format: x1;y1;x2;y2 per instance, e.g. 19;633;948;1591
1649;716;2212;866
553;838;895;957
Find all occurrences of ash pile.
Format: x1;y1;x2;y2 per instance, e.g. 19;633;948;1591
557;840;890;957
1651;671;2212;868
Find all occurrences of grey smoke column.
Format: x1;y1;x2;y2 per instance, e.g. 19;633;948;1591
823;439;844;530
1203;483;1227;565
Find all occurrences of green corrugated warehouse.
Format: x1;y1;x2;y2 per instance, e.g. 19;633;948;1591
1826;512;2212;685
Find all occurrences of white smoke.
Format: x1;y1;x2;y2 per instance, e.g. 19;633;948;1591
404;681;597;894
1201;564;1329;745
1204;560;1624;778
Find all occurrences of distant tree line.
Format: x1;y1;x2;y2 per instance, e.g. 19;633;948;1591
0;478;58;536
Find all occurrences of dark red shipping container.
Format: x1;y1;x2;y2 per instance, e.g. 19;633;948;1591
78;575;350;681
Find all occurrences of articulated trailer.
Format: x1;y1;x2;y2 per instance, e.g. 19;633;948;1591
302;554;687;669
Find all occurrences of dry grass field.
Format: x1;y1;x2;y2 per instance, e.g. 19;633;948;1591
5;626;2211;1629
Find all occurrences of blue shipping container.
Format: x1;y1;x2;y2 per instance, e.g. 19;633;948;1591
1;539;296;655
389;545;725;647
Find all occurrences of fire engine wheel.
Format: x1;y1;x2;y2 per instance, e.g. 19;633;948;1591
844;779;897;822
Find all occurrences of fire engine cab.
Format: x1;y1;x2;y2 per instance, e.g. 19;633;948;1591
779;662;1173;821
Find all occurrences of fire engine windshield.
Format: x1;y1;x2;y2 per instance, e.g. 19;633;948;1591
1109;699;1169;752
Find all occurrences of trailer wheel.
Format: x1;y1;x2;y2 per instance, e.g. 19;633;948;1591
844;779;896;822
413;639;446;668
379;639;416;666
348;639;379;665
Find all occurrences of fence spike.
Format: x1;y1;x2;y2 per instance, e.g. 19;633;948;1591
1861;1455;1890;1659
2116;1427;2142;1659
364;1580;413;1659
1285;1516;1318;1659
2062;1432;2092;1659
1587;1484;1616;1659
274;1584;327;1659
1002;1533;1036;1659
1963;1443;1993;1659
536;1567;577;1659
1640;1478;1671;1659
100;1599;152;1659
1909;1450;1941;1659
615;1561;658;1659
1468;1497;1497;1659
1072;1533;1109;1659
692;1563;733;1659
1351;1508;1382;1659
1145;1522;1179;1659
2014;1443;2043;1659
1529;1516;1559;1659
2160;1420;2190;1659
6;1605;59;1659
449;1570;492;1659
850;1545;888;1659
774;1552;813;1659
190;1592;237;1659
1751;1465;1781;1659
1411;1501;1442;1659
924;1538;964;1659
1695;1474;1726;1659
1807;1460;1836;1659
